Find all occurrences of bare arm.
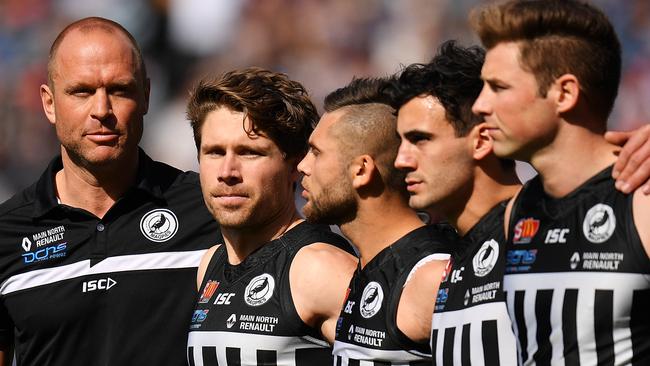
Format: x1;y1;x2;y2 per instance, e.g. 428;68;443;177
290;243;357;344
396;255;449;343
196;245;220;290
605;124;650;195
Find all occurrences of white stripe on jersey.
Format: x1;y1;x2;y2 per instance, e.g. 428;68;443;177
431;301;518;366
188;330;328;366
333;340;428;365
404;253;451;286
505;271;650;366
0;249;207;295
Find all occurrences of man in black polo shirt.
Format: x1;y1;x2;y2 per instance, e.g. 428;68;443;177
0;17;220;365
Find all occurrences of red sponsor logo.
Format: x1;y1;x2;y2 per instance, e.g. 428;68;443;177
199;280;219;303
513;218;540;244
441;258;453;282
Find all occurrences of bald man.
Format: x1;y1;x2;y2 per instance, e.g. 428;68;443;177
0;17;220;365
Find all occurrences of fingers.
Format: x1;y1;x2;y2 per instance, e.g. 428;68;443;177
611;124;650;194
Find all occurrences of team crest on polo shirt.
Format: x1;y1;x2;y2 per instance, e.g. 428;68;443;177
140;209;179;242
583;203;616;243
244;273;275;306
360;282;384;319
473;239;499;277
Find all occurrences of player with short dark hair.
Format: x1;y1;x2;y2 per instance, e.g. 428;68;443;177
186;67;357;366
472;0;650;363
391;40;521;365
299;76;461;365
0;17;221;365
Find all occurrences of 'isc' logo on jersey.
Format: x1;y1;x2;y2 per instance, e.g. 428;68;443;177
513;218;540;244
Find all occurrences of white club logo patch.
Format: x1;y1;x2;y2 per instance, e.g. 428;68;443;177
244;274;275;306
583;204;616;243
140;209;179;242
360;281;384;319
472;239;499;277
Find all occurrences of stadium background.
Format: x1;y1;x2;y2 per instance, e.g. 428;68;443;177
1;0;649;202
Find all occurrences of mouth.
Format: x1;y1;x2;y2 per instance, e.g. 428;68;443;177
213;193;249;206
84;131;120;143
404;177;423;193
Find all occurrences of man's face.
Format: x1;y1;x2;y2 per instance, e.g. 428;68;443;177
472;41;558;161
394;96;474;215
298;111;356;225
41;29;149;167
199;107;298;229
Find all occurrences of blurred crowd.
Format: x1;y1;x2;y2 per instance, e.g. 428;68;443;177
1;0;649;202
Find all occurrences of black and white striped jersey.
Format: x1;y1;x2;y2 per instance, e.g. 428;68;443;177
0;152;221;366
505;166;650;365
431;201;518;366
333;224;459;366
188;222;352;366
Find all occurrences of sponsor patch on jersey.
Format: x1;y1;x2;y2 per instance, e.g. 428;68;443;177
199;280;219;303
570;252;581;270
513;218;540;244
544;228;570;244
192;309;209;323
360;281;384;319
21;243;67;264
473;239;499;277
140;209;179;242
583;204;616;243
226;313;237;329
506;249;538;273
21;225;69;264
244;273;275;306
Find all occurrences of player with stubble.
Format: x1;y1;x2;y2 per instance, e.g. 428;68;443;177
185;67;357;366
298;77;461;365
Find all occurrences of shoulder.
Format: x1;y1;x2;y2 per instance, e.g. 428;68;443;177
632;189;650;257
0;184;36;219
197;244;222;289
293;242;357;273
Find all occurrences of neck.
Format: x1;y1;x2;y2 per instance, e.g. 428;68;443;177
450;161;520;236
221;207;302;265
55;147;139;218
529;124;617;198
340;193;423;268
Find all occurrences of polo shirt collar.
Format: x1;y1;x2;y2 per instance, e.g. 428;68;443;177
32;148;165;218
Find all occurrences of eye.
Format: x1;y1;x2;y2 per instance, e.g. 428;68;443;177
67;87;94;97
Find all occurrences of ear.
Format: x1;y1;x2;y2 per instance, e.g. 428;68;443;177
470;122;494;161
552;74;580;114
350;154;375;189
143;77;151;115
40;84;56;125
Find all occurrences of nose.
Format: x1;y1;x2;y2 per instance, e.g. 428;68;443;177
472;84;491;117
218;152;242;184
394;142;416;170
297;153;311;176
90;88;113;120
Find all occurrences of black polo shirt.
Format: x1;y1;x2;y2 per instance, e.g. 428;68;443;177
0;150;221;366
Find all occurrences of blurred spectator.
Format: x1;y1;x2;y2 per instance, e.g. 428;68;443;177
1;0;648;202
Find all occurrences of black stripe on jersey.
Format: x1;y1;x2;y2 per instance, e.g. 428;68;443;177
461;324;471;366
534;290;553;364
336;355;343;366
257;350;277;366
482;320;500;365
373;361;390;366
595;290;614;366
631;289;650;365
188;347;196;366
562;289;580;365
443;327;455;366
514;290;529;362
226;347;241;366
295;348;332;365
431;329;438;366
348;359;360;366
203;346;219;365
